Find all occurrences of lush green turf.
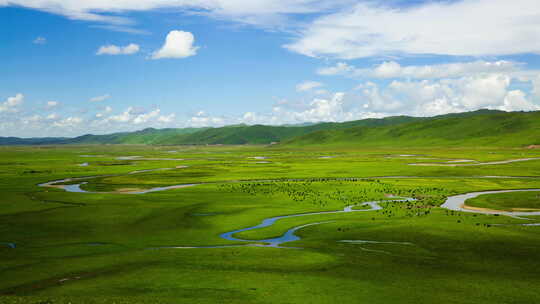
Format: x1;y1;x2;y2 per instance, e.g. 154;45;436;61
287;110;540;147
1;144;540;304
466;191;540;211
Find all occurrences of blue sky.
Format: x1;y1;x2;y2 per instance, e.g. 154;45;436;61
1;0;540;137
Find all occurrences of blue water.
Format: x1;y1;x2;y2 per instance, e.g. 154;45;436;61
2;242;16;249
220;199;413;247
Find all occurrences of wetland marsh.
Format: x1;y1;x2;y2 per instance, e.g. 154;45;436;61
1;145;540;303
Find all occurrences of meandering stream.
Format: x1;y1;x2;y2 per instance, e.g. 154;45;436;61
218;199;413;247
36;171;540;248
441;189;540;216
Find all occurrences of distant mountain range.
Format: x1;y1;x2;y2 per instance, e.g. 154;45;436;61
1;110;539;147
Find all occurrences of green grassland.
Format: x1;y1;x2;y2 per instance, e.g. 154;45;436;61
466;191;540;211
1;144;540;303
287;110;540;147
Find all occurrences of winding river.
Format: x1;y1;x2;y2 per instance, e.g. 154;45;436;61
37;172;540;248
441;189;540;216
218;199;413;247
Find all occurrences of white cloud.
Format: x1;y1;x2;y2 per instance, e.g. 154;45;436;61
46;101;59;108
533;75;540;99
286;0;540;59
151;30;198;59
23;114;42;123
5;0;540;62
0;1;352;30
355;73;540;117
296;81;323;92
97;44;139;55
157;113;175;123
95;106;113;118
53;116;83;128
133;109;160;124
99;107;177;127
295;93;347;122
46;113;59;120
317;62;353;76
188;111;227;127
500;90;540;112
89;94;111;102
0;99;180;137
33;36;46;44
183;70;540;127
319;60;522;79
108;107;134;123
0;93;24;113
187;92;384;127
459;74;510;109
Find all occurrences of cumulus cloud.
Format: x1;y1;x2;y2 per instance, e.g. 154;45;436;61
97;44;139;55
177;68;540;127
133;109;160;124
33;36;46;44
53;116;83;128
188;111;226;127
0;93;24;113
286;0;540;59
101;107;176;126
296;81;323;92
107;107;134;123
501;90;540;112
356;74;540;116
151;31;198;59
318;60;522;79
186;92;384;127
291;93;348;122
46;101;59;109
315;60;540;115
533;75;540;99
89;94;111;102
0;97;180;137
157;113;175;123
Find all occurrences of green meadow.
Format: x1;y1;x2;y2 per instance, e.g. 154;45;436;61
1;144;540;303
466;191;540;211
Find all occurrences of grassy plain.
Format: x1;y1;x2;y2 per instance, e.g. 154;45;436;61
1;145;540;303
466;191;540;211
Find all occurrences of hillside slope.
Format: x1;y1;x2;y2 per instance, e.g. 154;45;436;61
162;116;423;145
0;115;423;146
285;110;540;147
64;128;207;145
1;109;532;146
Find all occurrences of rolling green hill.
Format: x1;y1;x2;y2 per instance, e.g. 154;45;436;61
285;110;540;147
0;115;423;145
1;109;536;147
160;116;423;145
63;127;207;145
